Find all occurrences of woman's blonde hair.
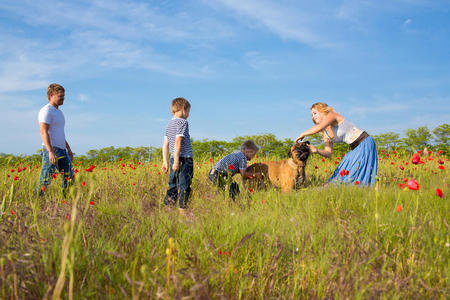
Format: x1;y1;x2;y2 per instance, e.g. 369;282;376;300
311;102;338;127
310;102;335;115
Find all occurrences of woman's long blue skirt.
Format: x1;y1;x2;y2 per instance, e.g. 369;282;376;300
328;136;378;186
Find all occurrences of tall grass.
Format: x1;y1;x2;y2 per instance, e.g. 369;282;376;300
0;151;448;299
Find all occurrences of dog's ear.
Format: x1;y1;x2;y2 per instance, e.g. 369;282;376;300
299;152;310;161
288;150;292;158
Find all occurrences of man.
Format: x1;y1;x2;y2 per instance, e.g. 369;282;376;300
37;83;74;196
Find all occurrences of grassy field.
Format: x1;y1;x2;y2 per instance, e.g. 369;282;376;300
0;150;448;299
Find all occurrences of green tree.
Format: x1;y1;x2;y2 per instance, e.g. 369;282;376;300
402;126;432;150
373;132;401;149
433;123;449;146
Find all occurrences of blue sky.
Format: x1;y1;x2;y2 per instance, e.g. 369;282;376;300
1;0;449;155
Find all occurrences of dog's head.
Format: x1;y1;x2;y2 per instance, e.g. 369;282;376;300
288;141;311;166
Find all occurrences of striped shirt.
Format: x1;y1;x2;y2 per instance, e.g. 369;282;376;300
213;151;247;176
165;118;193;157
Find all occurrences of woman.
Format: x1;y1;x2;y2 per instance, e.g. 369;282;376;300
295;102;378;186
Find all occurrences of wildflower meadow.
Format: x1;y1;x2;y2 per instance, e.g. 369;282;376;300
0;146;448;299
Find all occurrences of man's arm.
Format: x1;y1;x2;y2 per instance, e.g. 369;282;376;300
39;122;56;165
172;136;183;171
65;140;73;161
162;136;170;173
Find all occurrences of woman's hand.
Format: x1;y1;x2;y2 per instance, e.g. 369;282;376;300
295;133;306;144
308;144;318;154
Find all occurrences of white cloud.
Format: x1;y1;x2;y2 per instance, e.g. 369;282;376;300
404;18;412;26
77;94;89;102
0;0;236;93
213;0;333;47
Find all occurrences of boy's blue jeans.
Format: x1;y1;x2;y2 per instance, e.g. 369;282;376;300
164;157;194;208
208;168;240;200
37;147;74;196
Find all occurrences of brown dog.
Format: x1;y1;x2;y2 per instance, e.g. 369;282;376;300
245;141;311;192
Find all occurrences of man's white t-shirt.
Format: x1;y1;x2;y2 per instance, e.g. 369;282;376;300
38;104;66;149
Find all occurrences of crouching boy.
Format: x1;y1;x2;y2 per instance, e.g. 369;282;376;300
208;140;259;199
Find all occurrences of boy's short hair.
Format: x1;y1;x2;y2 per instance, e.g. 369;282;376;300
241;140;259;152
47;83;65;100
171;97;191;114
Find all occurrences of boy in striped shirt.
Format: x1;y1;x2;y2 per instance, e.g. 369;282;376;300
162;97;193;212
208;140;260;199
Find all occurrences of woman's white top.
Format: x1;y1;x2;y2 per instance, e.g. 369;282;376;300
325;119;364;144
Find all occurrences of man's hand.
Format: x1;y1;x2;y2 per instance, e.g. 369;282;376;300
49;151;57;165
172;161;180;172
162;162;169;173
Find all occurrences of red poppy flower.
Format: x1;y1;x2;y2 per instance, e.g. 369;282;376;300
354;181;359;185
11;209;16;216
321;158;325;162
261;199;266;204
65;214;71;220
399;165;404;170
398;183;406;189
14;175;19;181
85;165;96;172
393;151;397;154
396;205;403;212
10;169;15;173
438;150;443;155
223;251;230;257
41;186;46;192
438;165;445;170
438;159;444;164
407;178;420;190
228;164;235;170
81;181;86;186
403;178;408;182
209;158;213;163
435;188;444;198
412;153;421;164
118;158;122;161
315;165;318;169
339;169;346;177
89;201;94;206
218;249;223;255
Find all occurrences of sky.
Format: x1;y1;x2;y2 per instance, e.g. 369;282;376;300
1;0;449;155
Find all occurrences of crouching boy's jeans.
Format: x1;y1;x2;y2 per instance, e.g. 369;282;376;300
37;147;74;196
164;157;194;209
208;168;240;200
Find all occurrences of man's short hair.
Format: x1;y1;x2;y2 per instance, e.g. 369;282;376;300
47;83;65;100
171;97;191;114
241;140;259;152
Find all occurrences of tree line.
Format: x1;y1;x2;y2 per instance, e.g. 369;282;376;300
1;124;448;165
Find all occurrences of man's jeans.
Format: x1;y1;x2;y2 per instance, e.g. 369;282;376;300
208;168;240;200
164;157;194;208
37;147;74;196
